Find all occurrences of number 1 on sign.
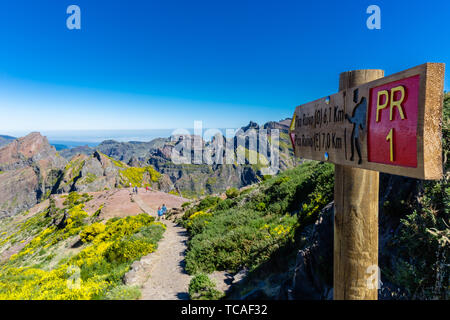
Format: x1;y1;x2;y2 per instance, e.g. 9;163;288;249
386;128;394;162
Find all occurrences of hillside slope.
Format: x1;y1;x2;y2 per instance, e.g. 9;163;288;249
176;93;449;300
0;133;168;218
0;188;187;299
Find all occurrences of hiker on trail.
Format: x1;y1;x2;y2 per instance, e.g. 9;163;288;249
135;186;138;194
146;186;149;192
162;204;167;216
157;206;164;221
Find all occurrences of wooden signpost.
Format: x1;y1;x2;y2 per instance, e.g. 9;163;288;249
289;63;445;300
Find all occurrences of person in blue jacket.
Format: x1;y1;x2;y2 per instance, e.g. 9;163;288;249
157;206;163;221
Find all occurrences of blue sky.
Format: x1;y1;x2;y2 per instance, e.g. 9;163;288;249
0;0;449;132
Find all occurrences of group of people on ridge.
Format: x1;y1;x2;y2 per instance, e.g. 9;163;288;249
129;183;152;194
128;184;166;220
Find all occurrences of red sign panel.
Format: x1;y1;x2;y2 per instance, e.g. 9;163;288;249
367;75;420;168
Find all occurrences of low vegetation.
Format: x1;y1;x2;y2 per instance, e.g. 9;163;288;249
0;192;165;300
382;92;449;299
119;165;161;187
188;273;224;300
181;93;449;300
181;161;334;275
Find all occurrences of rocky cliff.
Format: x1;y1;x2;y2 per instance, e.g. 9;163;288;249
56;150;170;194
0;133;67;217
59;119;299;198
0;133;169;218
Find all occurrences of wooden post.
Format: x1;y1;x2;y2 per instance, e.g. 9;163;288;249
334;69;384;300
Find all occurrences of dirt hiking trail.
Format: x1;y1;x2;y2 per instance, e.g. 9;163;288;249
131;192;192;300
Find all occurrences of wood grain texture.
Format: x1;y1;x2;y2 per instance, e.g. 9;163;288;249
334;69;383;300
290;63;445;180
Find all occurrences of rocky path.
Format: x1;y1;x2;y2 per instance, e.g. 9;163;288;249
132;194;156;215
132;194;192;300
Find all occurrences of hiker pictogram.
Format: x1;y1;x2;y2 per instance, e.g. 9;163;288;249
345;89;367;165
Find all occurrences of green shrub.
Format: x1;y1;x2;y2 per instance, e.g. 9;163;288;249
225;188;239;199
185;209;297;274
184;162;334;275
188;273;223;300
183;196;221;219
239;187;253;196
197;196;221;211
255;202;266;211
62;192;92;208
383;93;449;299
215;198;234;211
181;202;191;208
185;211;213;235
104;285;141;300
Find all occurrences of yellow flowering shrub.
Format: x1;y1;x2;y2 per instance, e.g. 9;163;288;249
270;225;292;237
0;266;109;300
0;211;164;300
71;241;114;268
80;222;106;243
119;165;160;187
66;204;88;228
188;211;212;220
186;211;213;233
260;217;294;240
10;226;57;262
105;240;155;263
93;214;155;243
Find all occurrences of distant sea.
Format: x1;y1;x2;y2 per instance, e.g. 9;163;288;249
4;129;233;150
4;129;175;149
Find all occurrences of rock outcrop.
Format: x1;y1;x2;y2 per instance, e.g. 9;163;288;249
0;133;67;217
0;133;170;217
56;119;299;198
0;118;299;217
144;119;299;197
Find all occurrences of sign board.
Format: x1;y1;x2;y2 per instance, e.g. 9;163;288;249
289;63;445;180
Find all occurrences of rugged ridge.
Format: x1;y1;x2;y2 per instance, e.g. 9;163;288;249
60;119;299;198
0;133;169;217
0;119;299;216
0;133;67;217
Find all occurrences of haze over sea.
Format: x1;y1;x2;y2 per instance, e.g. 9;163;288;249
4;128;235;149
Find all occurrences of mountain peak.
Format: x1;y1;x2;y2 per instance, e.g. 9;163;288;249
0;132;55;170
17;132;51;155
241;121;260;131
